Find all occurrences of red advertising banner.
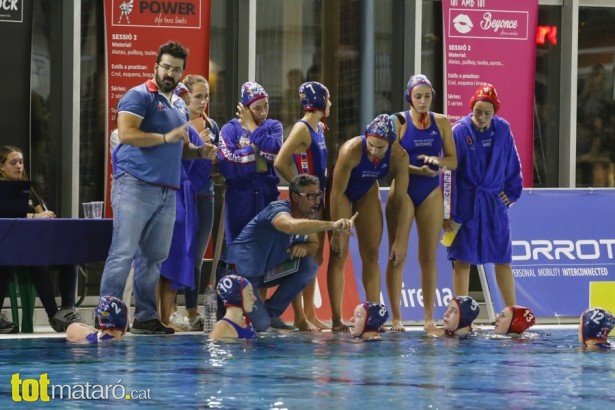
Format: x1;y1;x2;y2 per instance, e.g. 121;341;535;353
103;0;211;216
442;0;538;187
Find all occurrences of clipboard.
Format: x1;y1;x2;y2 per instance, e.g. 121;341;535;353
264;258;300;283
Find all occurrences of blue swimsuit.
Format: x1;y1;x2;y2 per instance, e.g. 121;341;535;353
221;318;257;339
399;111;443;206
84;331;115;343
292;120;328;192
343;136;392;203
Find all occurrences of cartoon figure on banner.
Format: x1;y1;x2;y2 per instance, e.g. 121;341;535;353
118;0;134;24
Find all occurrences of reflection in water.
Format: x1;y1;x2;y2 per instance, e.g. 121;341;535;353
2;329;613;408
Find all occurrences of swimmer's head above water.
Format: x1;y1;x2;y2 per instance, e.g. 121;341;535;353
443;296;480;336
97;296;129;336
579;307;614;349
351;302;389;339
494;305;536;336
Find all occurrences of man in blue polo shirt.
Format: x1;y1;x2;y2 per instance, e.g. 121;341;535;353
101;41;215;334
223;174;357;332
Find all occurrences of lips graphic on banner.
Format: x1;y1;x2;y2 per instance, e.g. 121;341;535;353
453;14;473;34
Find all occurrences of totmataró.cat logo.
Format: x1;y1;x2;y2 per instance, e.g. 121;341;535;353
453;14;473;34
118;0;134;24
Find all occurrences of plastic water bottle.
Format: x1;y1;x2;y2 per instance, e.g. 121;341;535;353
203;283;217;334
441;221;462;247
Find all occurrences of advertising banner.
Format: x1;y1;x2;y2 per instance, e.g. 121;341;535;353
103;0;211;216
484;189;615;317
283;189;615;324
442;0;538;187
347;190;455;323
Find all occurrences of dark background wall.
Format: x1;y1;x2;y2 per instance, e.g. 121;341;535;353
0;0;32;155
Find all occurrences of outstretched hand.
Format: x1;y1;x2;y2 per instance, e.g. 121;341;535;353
329;213;358;258
332;212;358;234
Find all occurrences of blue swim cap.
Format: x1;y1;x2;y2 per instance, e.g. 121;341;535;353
217;274;251;308
405;74;435;105
364;114;396;143
581;307;615;344
240;82;268;107
361;302;389;334
174;82;190;97
452;296;480;330
299;81;330;111
96;296;128;334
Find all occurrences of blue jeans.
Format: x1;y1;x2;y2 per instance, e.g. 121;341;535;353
185;190;214;309
239;256;318;332
100;173;176;322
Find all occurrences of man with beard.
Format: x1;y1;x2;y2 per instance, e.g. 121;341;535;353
100;41;215;334
221;174;357;332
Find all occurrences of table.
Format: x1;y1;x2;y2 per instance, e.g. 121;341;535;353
0;218;113;332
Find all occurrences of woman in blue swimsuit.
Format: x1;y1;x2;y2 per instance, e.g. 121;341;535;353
66;296;128;343
327;114;411;332
209;274;257;340
274;81;331;332
386;75;457;334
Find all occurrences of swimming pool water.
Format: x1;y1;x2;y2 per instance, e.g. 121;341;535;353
1;328;613;409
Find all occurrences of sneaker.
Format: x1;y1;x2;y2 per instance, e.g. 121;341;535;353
187;314;204;331
0;312;18;334
49;308;84;333
131;318;175;335
169;312;190;331
269;316;298;331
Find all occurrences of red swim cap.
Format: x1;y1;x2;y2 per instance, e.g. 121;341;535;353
507;305;535;334
470;83;500;113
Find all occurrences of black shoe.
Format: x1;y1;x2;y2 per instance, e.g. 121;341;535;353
130;318;174;335
0;313;18;334
49;308;84;333
269;316;298;331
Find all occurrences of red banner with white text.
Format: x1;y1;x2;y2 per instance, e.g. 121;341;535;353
103;0;211;216
443;0;538;187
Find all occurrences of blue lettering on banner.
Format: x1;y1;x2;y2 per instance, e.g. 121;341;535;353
348;188;615;320
485;189;615;317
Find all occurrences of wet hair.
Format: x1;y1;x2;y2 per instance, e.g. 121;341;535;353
156;41;189;69
289;174;320;193
182;74;209;92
